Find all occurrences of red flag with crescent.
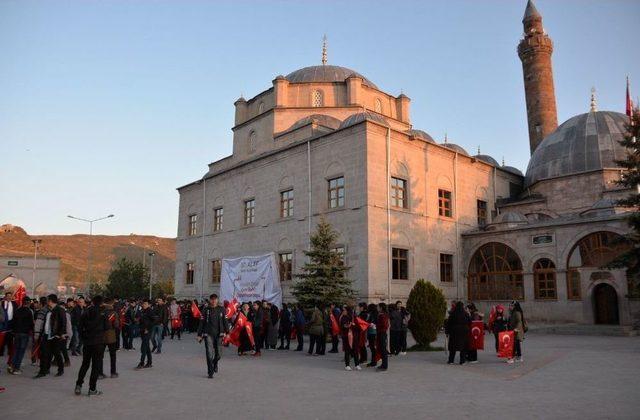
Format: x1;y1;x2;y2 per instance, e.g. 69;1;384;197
497;330;514;358
191;302;202;320
469;320;485;350
223;312;255;348
225;298;239;319
355;316;369;333
14;285;26;307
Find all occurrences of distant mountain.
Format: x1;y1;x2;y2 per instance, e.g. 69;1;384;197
0;224;175;288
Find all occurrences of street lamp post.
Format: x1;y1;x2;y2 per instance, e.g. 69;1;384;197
148;251;156;300
31;239;42;296
67;214;114;295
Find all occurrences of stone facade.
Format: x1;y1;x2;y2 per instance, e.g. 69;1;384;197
0;255;61;297
175;0;636;326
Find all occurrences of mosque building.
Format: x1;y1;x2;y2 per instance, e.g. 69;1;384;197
175;0;637;326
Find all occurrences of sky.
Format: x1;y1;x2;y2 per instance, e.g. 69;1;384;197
1;0;638;238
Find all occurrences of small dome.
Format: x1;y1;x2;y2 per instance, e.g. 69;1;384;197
288;114;342;131
442;143;469;156
501;165;524;176
339;111;389;129
406;129;435;143
286;65;378;89
525;111;629;187
473;154;499;166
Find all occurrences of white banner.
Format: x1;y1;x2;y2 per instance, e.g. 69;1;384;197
220;253;282;309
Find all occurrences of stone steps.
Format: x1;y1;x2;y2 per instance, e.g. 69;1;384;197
528;324;638;337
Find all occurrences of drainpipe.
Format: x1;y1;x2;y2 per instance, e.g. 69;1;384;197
307;140;312;251
493;166;498;216
386;127;392;302
454;153;460;300
200;177;207;301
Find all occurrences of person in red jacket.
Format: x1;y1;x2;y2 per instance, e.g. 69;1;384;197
376;302;390;372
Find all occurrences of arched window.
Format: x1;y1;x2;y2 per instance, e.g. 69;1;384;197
258;102;264;114
248;130;257;153
374;98;383;113
312;90;323;107
533;258;556;300
467;242;523;300
566;231;630;300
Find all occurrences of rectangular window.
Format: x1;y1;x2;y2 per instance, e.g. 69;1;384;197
280;189;294;218
567;269;581;300
188;214;197;236
244;199;255;225
213;208;223;232
328;176;345;209
279;252;293;282
211;260;221;283
440;253;453;283
438;189;452;217
391;177;408;208
185;262;195;285
477;200;487;226
392;248;409;280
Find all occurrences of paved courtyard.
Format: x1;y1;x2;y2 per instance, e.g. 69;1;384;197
1;332;639;419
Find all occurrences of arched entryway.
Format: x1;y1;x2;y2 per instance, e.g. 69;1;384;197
592;283;619;325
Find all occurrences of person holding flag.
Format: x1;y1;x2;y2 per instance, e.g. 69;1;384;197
197;294;229;378
507;301;526;364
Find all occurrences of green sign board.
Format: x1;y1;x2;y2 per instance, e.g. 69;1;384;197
7;261;18;266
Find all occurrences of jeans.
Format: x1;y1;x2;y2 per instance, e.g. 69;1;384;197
151;324;163;352
70;325;81;354
100;342;117;375
140;333;152;365
204;335;221;376
12;333;30;370
514;339;522;358
76;344;102;391
123;325;134;349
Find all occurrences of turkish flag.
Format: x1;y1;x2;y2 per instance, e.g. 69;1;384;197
498;330;515;358
469;320;484;350
0;331;5;352
355;316;369;333
171;318;182;330
14;285;26;307
225;298;239;319
223;312;255;348
191;302;202;319
290;326;297;340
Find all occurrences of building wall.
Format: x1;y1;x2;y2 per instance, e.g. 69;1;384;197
0;255;60;296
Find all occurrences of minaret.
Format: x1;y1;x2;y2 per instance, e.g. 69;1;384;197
517;0;558;154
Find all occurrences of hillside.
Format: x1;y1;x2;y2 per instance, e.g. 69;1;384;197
0;224;175;288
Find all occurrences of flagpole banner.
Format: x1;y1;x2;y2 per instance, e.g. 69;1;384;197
220;253;282;309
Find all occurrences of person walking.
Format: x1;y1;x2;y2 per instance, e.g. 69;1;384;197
74;295;108;396
136;299;154;369
122;299;137;350
9;297;34;375
197;294;229;378
151;298;167;354
293;304;305;351
307;305;324;356
34;294;67;378
98;298;119;378
340;306;361;371
445;301;470;365
376;303;390;372
507;301;526;364
277;303;291;350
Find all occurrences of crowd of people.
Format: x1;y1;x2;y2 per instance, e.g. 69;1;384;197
0;289;527;395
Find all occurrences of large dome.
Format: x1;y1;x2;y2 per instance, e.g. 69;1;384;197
525;111;629;187
285;65;378;89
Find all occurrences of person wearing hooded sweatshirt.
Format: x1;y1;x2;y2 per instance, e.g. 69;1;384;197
508;301;526;364
445;301;470;365
489;304;508;352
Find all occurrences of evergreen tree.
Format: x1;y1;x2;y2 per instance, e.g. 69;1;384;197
292;218;355;307
406;279;447;350
105;258;149;298
612;109;640;297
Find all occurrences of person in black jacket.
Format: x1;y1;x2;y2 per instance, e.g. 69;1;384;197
69;297;86;356
136;299;154;369
197;294;228;378
9;297;34;374
250;301;263;356
35;294;67;378
277;303;291;350
74;295;108;396
445;301;471;365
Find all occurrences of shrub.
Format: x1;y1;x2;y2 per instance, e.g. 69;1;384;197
406;279;447;350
